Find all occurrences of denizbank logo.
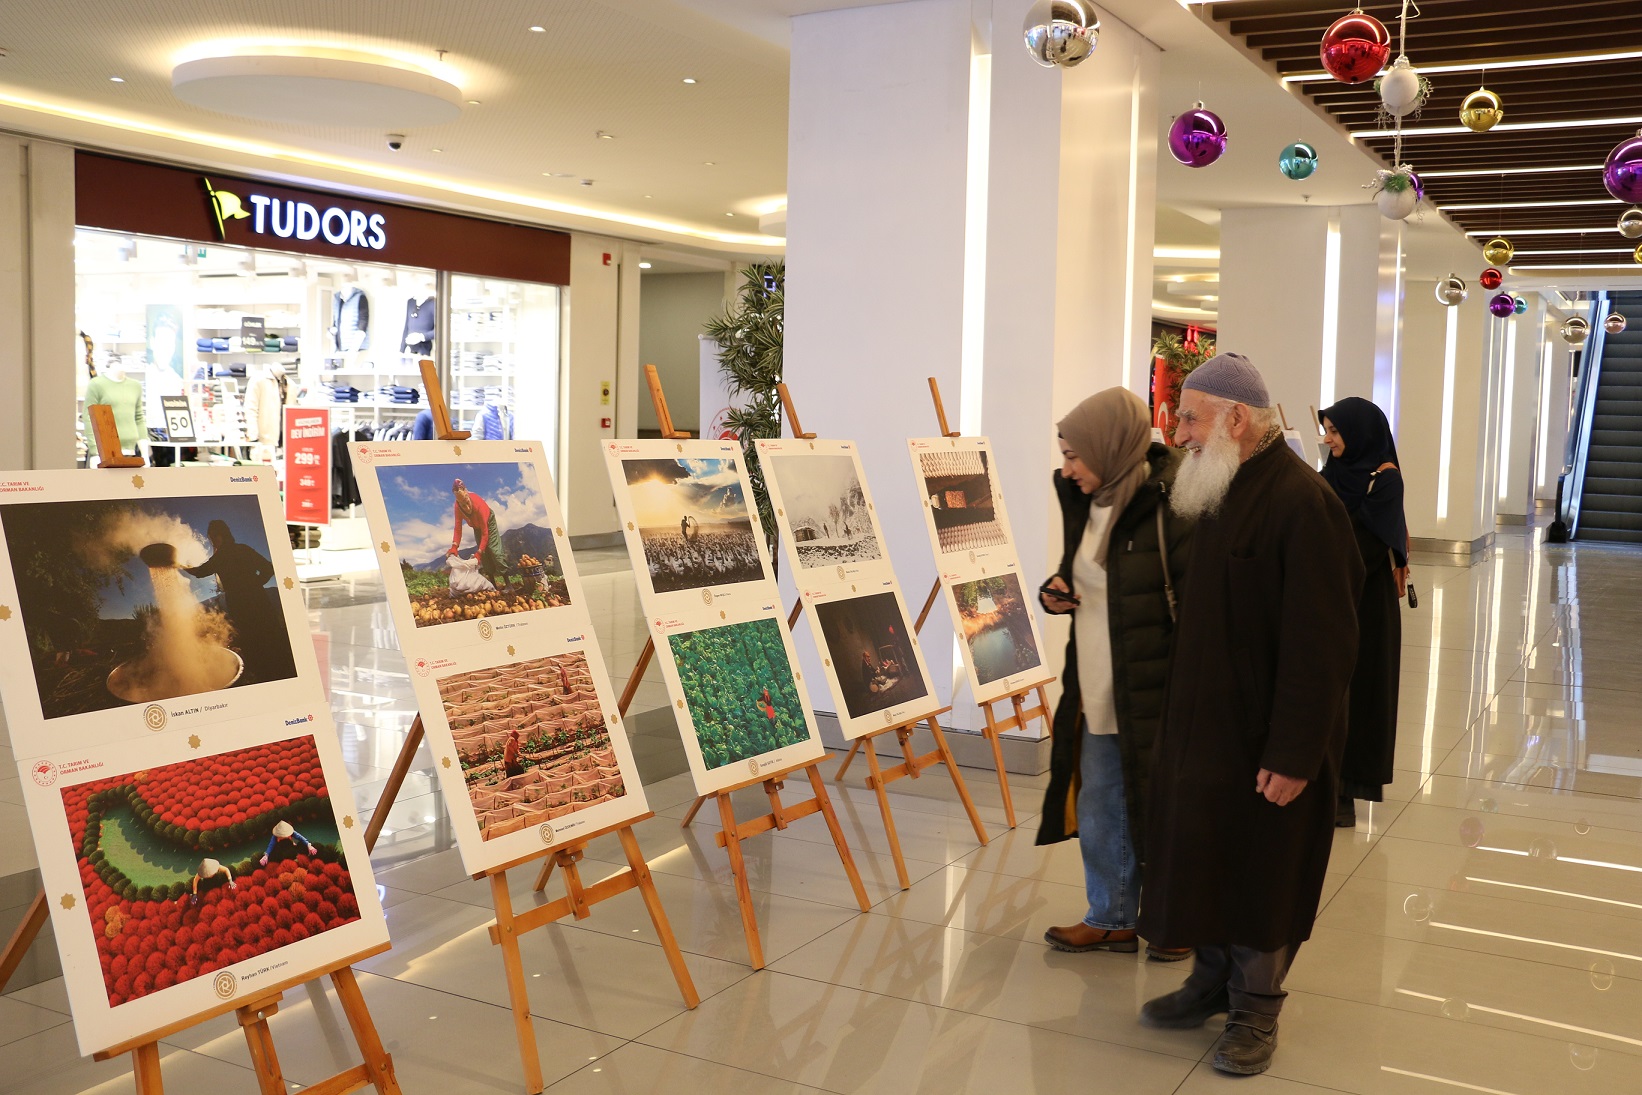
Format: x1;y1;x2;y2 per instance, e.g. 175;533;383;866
204;177;387;251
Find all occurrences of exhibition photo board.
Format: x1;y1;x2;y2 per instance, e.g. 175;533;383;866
907;437;1053;705
756;438;943;739
0;469;388;1056
351;439;649;874
605;440;824;794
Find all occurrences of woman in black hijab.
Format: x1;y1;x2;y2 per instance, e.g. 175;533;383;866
1319;397;1409;826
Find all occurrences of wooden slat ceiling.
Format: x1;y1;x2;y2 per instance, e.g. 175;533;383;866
1205;0;1642;269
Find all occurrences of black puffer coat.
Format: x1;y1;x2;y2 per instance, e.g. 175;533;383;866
1035;443;1192;855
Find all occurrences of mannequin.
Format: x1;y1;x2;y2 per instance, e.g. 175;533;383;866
83;363;146;456
401;296;437;353
242;362;285;464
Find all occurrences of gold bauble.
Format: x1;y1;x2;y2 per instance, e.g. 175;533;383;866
1482;237;1514;265
1635;242;1642;264
1459;88;1503;133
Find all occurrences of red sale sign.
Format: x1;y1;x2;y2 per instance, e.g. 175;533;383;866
283;407;331;525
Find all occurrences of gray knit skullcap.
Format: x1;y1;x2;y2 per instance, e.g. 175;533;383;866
1181;352;1271;408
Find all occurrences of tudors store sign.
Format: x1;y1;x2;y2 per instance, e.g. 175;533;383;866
75;152;570;285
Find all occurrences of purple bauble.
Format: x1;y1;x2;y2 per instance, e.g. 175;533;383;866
1488;292;1515;318
1168;104;1228;168
1409;170;1425;201
1604;130;1642;203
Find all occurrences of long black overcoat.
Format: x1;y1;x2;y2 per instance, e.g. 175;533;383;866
1137;442;1365;950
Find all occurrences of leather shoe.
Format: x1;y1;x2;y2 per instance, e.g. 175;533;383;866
1336;795;1356;828
1138;981;1230;1029
1210;1010;1279;1076
1146;943;1192;962
1043;922;1139;953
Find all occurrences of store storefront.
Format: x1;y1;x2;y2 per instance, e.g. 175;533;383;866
72;153;571;511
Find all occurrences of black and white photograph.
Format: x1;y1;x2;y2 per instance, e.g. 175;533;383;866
764;452;883;569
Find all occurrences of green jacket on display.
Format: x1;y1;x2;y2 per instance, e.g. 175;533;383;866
1034;443;1192;857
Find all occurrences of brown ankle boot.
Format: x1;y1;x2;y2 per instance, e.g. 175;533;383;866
1044;922;1140;953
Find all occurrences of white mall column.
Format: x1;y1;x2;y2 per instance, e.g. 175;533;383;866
785;0;1158;744
1496;293;1545;521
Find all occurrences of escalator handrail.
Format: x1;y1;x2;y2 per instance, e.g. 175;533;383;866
1557;293;1609;537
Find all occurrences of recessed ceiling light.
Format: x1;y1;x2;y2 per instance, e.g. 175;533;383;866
725;212;735;217
467;99;481;105
703;161;716;166
109;76;125;83
597;130;615;139
529;25;545;32
542;171;573;178
639;262;653;269
644;194;653;198
430;147;442;153
682;78;697;84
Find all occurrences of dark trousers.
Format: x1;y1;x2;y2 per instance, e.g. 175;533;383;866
1182;943;1300;1017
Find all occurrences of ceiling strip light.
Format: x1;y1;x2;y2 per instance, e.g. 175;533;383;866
0;90;781;247
1515;247;1638;255
1466;227;1614;236
1283;49;1642;83
1420;164;1605;178
1510;263;1642;271
1356;115;1642;139
1153;246;1219;260
1438;199;1621;211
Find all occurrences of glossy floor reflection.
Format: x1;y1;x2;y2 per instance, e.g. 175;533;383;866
6;527;1642;1093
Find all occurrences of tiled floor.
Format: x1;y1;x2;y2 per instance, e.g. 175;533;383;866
5;529;1642;1094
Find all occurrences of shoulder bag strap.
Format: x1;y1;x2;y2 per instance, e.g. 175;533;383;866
1155;493;1177;624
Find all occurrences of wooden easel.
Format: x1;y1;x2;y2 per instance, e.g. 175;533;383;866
1;408;401;1093
621;370;871;967
833;377;1050;828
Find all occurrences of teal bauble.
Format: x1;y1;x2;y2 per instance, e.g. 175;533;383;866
1279;141;1319;181
1513;296;1528;315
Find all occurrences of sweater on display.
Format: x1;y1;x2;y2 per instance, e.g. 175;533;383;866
83;375;147;452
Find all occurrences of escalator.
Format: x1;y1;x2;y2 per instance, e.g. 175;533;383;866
1577;290;1642;544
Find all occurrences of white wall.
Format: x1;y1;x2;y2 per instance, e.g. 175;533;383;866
1496;294;1545;519
0;136;76;470
561;234;640;539
637;272;725;434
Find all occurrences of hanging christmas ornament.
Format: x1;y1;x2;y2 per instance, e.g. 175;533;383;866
1377;56;1429;118
1488;293;1515;318
1514;296;1528;316
1479;267;1504;291
1482;237;1514;265
1367;166;1421;220
1168;103;1228;167
1022;0;1100;69
1459;87;1504;133
1434;274;1468;306
1605;313;1628;335
1562;316;1590;346
1635;242;1642;264
1320;9;1391;85
1278;141;1319;180
1620;208;1642;239
1602;130;1642;203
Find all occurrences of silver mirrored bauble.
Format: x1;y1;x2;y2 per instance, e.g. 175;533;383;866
1562;316;1590;346
1434;274;1468;306
1619;208;1642;239
1023;0;1100;69
1605;313;1628;335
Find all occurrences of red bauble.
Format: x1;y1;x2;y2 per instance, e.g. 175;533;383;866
1479;267;1504;290
1319;11;1390;85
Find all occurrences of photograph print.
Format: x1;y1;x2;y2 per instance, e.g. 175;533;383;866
919;448;1009;554
371;461;570;626
620;457;768;594
667;617;810;771
0;494;298;721
813;591;932;722
437;651;630;841
763;452;882;569
952;573;1044;688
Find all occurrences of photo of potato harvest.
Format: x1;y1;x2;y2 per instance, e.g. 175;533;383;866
57;736;362;1009
953;573;1042;686
919;449;1008;553
437;652;627;839
374;462;570;626
620;457;767;594
667;618;809;770
0;495;298;720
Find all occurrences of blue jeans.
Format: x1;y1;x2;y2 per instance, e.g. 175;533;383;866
1077;729;1138;931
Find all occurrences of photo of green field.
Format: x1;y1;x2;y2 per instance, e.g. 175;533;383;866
667;618;808;770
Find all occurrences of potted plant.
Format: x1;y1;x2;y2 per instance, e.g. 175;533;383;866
703;263;785;563
1150;330;1217;445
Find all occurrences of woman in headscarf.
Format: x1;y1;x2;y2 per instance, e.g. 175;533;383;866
1036;387;1195;960
1318;397;1409;827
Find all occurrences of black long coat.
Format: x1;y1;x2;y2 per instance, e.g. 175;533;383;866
1341;511;1402;800
1138;443;1364;950
1036;444;1192;855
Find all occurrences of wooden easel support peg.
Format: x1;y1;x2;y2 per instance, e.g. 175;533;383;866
421;359;470;441
89;403;146;468
776;382;816;439
928;377;962;438
645;363;692;439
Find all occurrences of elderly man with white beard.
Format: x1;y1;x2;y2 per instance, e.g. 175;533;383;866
1135;353;1364;1076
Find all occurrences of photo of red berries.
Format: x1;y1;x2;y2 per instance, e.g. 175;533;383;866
61;736;362;1008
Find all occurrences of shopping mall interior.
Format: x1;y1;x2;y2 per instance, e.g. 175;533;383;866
3;1;1642;1092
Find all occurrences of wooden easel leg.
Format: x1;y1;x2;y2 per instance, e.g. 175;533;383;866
132;1042;164;1095
617;638;655;717
928;718;989;846
0;889;47;993
805;765;872;911
331;968;402;1095
863;743;910;890
236;1002;287;1095
365;716;425;854
716;792;766;970
532;855;556;894
489;871;546;1094
617;827;700;1008
679;795;707;827
834;739;863;781
985;723;1017;829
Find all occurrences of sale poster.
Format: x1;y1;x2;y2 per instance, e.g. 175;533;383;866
282;408;330;526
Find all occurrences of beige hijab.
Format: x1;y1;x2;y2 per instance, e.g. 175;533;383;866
1057;388;1151;568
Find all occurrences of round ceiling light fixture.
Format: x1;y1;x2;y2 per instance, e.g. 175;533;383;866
172;46;463;127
